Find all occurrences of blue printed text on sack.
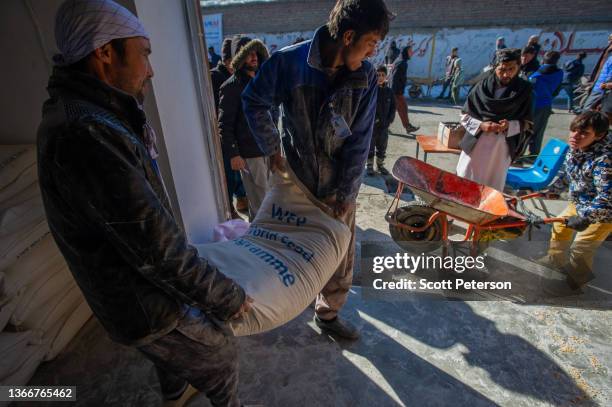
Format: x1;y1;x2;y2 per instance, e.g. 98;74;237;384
271;204;306;226
233;238;295;286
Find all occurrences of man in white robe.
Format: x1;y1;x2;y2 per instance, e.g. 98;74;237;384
456;48;533;191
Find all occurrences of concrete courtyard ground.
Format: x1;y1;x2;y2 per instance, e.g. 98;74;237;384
29;100;611;407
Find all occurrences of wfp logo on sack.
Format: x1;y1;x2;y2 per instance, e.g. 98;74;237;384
234;238;296;287
271;204;307;226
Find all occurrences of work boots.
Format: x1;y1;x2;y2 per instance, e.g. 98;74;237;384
376;158;389;176
366;158;375;176
405;123;420;134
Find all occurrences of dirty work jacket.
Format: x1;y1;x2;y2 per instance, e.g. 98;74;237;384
37;67;245;346
242;25;378;204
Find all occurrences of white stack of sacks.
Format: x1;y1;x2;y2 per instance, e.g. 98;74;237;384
0;145;92;389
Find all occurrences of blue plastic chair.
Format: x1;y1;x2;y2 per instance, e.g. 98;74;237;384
506;138;569;191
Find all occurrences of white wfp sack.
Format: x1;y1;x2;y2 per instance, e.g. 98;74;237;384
0;145;36;191
0;331;34;379
2;233;63;297
0;192;45;241
22;282;82;337
0;294;21;331
0;161;38;205
10;260;72;327
44;298;92;361
0;182;41;213
196;170;351;336
0;342;48;389
0;220;50;273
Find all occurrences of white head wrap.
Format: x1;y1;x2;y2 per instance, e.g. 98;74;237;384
53;0;149;66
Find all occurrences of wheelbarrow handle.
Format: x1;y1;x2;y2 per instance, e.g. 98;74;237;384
518;192;545;201
542;217;567;224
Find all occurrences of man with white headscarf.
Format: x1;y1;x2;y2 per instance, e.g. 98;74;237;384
37;1;250;406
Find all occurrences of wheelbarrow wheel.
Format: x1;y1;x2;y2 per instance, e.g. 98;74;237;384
389;202;443;254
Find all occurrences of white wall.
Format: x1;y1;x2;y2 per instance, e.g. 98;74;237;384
246;27;610;81
134;0;223;243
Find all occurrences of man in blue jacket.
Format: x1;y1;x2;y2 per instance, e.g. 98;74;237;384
561;52;586;113
242;0;394;340
529;51;564;155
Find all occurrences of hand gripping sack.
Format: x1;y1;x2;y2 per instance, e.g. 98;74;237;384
196;169;351;336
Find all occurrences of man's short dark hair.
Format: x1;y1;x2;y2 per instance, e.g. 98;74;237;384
328;0;394;41
570;111;609;136
496;48;521;65
451;47;458;52
376;65;387;74
66;38;128;72
543;51;560;65
521;46;537;55
578;52;587;59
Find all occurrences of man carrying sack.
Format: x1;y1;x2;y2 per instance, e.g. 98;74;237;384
37;1;250;405
242;0;395;340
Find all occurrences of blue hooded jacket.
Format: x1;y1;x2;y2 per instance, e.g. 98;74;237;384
529;64;564;109
241;25;377;203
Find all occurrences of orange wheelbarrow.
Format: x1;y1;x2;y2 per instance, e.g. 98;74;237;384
385;157;566;256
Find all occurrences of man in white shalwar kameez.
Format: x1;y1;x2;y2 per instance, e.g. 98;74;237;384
457;48;533;191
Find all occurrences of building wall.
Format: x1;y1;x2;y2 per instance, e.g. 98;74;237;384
202;0;612;81
244;28;609;81
202;0;612;35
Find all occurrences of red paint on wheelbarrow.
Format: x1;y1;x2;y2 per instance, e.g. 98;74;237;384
392;156;509;226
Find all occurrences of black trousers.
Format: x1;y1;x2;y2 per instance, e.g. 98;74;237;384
530;105;552;156
368;126;390;161
138;309;240;407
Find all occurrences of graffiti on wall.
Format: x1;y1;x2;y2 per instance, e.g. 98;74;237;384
246;28;609;81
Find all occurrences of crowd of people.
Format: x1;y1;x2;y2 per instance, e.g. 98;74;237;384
32;0;610;405
452;40;611;296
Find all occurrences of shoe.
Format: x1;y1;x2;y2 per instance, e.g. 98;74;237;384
235;196;249;212
314;315;360;340
366;158;375;176
162;385;198;407
377;163;390;176
540;277;583;297
162;381;188;401
405;124;420;133
534;255;565;272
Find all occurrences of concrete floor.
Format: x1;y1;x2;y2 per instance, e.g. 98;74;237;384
28;101;611;406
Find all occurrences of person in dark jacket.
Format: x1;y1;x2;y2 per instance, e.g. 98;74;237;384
218;36;270;221
519;46;540;80
211;37;248;218
526;35;541;61
489;36;506;67
367;65;396;176
528;51;564;155
37;1;250;406
561;52;586;113
390;45;419;134
208;46;221;68
242;0;394;340
385;40;399;65
211;38;234;113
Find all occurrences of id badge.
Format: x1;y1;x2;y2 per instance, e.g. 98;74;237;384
331;112;352;139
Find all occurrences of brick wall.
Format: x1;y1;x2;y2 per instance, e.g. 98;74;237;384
202;0;612;36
